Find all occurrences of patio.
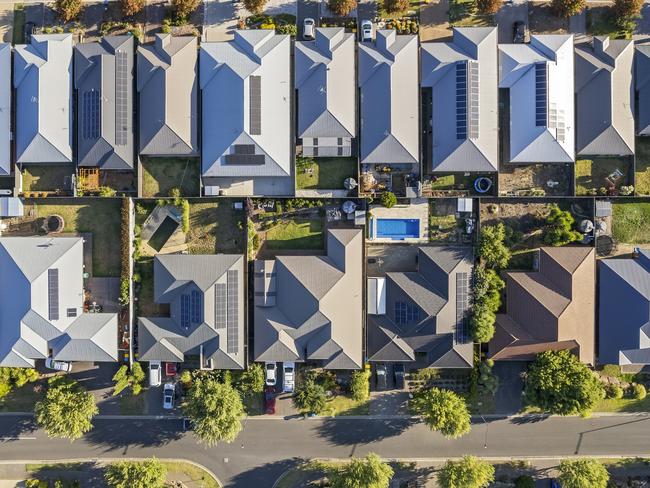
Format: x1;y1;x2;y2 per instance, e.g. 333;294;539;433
360;163;420;198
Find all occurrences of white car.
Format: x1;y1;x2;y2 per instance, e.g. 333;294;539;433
45;358;72;372
265;362;277;386
283;362;295;393
162;383;175;410
303;18;315;40
361;20;373;42
149;361;162;387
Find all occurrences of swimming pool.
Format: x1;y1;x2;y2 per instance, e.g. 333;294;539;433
375;218;420;240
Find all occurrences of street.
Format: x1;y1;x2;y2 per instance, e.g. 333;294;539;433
1;414;650;487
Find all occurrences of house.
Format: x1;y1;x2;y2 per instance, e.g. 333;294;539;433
137;34;198;157
253;228;363;369
14;34;73;165
367;246;474;369
0;237;118;367
575;37;634;156
138;254;245;369
598;250;650;369
489;247;595;364
295;27;356;158
200;31;293;196
420;27;498;173
635;45;650;136
358;30;419;168
498;35;574;163
75;36;134;170
0;43;10;176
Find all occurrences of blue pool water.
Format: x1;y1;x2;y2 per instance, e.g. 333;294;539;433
376;218;420;240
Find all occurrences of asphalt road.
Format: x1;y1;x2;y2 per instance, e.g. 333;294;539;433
2;414;650;487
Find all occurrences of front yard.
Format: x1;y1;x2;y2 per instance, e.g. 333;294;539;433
612;201;650;244
296;157;357;190
141;157;201;197
575;157;633;196
587;5;632;39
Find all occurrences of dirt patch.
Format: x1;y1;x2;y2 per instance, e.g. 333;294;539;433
498;163;573;197
529;1;569;34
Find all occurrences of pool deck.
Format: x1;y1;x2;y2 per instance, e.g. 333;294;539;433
368;199;429;244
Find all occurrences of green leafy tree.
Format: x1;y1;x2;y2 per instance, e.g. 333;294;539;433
293;378;327;414
551;0;585;16
0;368;39;399
55;0;83;22
328;0;357;16
35;376;98;441
476;0;500;14
470;302;497;343
438;456;495;488
105;458;167;488
558;458;609;488
634;383;647;400
172;0;201;20
478;223;511;269
120;0;145;16
410;387;471;439
614;0;643;29
349;370;370;402
330;453;394;488
183;377;244;446
524;350;604;416
383;0;409;13
470;267;504;343
543;205;583;246
112;363;146;396
235;363;265;396
380;191;397;208
243;0;267;14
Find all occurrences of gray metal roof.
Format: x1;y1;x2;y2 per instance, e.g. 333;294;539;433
200;31;292;179
137;34;199;156
75;36;134;169
575;37;634;156
421;27;498;173
0;237;118;367
636;45;650;136
0;198;24;217
14;34;73;164
0;43;10;175
137;254;245;369
295;28;356;140
367;246;474;368
358;30;419;165
253;228;364;369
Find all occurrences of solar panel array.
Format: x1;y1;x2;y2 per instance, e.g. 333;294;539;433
535;62;547;127
394;301;419;326
180;294;190;329
215;283;227;329
234;144;256;155
224;154;266;165
226;269;239;354
455;62;467;140
191;290;202;324
467;61;480;140
115;50;128;146
81;90;100;140
249;75;262;136
454;272;469;344
48;269;59;321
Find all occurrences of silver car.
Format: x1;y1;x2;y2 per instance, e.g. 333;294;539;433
303;18;315;40
361;20;373;42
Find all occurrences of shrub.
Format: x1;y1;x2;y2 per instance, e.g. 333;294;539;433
121;0;144;16
543;205;582;246
478;223;510;269
119;199;130;307
243;0;267;14
276;23;297;35
293;378;327;414
181;199;190;233
328;0;357;15
55;0;82;22
380;192;397;208
476;0;500;14
634;383;647;400
349;370;370;402
614;0;642;29
605;384;624;400
551;0;585;16
169;187;182;205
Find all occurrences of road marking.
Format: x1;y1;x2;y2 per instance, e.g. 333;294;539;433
0;436;36;441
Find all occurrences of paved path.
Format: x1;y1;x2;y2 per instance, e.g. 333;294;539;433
2;414;650;487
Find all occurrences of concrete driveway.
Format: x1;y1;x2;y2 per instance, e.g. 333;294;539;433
495;2;528;44
203;0;238;41
297;0;319;39
493;360;528;414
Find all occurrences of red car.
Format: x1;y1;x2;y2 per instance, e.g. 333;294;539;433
165;362;177;377
264;386;276;415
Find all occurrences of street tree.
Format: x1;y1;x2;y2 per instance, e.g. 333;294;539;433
120;0;145;16
330;453;394;488
183;377;245;446
558;458;609;488
437;456;495;488
349;370;370;402
242;0;267;14
293;378;327;414
383;0;410;14
235;363;265;396
328;0;358;16
551;0;585;17
55;0;83;22
104;458;167;488
476;0;501;14
524;350;604;416
172;0;201;20
35;376;98;441
112;362;145;396
478;223;511;269
410;387;471;439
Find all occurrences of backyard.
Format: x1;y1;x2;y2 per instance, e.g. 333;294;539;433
22;165;74;195
575;157;633;196
429;199;465;243
141;157;200;197
423;173;494;197
263;219;324;251
296;157;357;190
498;163;572;197
185;199;246;254
612;201;650;245
636;137;650;195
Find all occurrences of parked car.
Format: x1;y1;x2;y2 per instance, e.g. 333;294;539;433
264;386;276;414
376;363;387;390
361;20;373;42
394;364;405;390
303;18;315;40
265;362;277;386
513;21;529;44
165;362;177;377
162;383;175;410
283;362;295;393
149;361;162;387
45;358;72;372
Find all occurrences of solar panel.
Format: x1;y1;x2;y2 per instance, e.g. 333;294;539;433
215;283;227;329
48;269;59;321
249;75;262;136
226;269;239;354
191;290;202;324
455;62;468;140
180;294;190;329
82;90;100;140
115;50;128;146
223;154;266;165
467;61;480;140
535;62;547;127
455;272;469;344
234;144;256;155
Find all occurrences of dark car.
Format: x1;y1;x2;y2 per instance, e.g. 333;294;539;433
264;386;276;415
394;364;405;390
24;22;35;44
376;364;387;390
513;21;529;44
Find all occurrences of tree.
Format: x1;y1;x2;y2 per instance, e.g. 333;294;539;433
112;363;145;396
478;223;511;269
410;387;471;439
235;363;265;396
634;383;647;400
293;378;327;414
524;350;604;416
558;458;609;488
120;0;144;16
55;0;83;22
330;453;394;488
470;267;505;343
172;0;201;20
614;0;643;29
438;456;495;488
383;0;410;14
476;0;500;14
349;370;370;402
105;458;167;488
242;0;267;14
328;0;357;16
543;205;582;247
380;191;397;208
183;377;244;446
35;376;98;441
551;0;585;17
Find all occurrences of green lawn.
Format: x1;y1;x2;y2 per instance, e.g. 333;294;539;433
428;173;481;192
612;202;650;244
22;165;73;194
594;396;650;413
635;137;650;195
119;393;146;415
242;393;264;416
264;219;324;250
185;199;246;254
296;157;357;190
575;158;633;195
321;395;370;416
141;157;200;197
28;199;122;276
429;214;457;242
161;462;221;488
0;382;44;412
448;0;493;26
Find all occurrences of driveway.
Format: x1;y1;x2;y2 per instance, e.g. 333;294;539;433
492;361;527;414
297;0;319;39
357;0;375;36
419;0;451;42
0;4;12;43
203;0;238;41
495;2;528;44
